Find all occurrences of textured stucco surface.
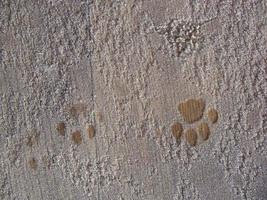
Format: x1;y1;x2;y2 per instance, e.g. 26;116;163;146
0;0;266;200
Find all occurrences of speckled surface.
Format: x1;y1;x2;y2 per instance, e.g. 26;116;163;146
0;1;266;199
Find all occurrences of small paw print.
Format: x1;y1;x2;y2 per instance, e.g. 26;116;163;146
55;104;99;146
171;98;219;146
55;121;96;145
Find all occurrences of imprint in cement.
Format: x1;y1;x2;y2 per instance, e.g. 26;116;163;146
185;129;198;146
171;98;219;146
171;122;183;140
56;122;66;136
198;122;210;140
87;124;95;139
178;98;205;124
68;103;87;117
207;108;219;124
72;131;82;145
28;157;37;170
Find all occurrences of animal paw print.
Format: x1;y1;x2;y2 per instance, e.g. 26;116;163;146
55;103;97;145
56;121;96;145
171;99;218;146
26;104;99;171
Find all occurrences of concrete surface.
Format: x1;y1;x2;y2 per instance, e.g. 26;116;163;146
0;0;266;199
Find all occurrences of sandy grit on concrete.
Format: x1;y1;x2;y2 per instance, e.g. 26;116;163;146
0;1;266;200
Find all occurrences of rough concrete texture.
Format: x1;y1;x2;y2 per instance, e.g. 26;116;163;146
0;0;266;200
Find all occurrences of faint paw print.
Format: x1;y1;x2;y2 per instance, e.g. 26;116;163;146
171;99;218;146
55;103;97;146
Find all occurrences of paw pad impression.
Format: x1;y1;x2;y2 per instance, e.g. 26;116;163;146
172;98;218;146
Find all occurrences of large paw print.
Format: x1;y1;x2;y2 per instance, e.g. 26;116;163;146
171;99;218;146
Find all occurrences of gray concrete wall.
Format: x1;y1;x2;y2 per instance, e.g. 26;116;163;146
0;0;266;199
